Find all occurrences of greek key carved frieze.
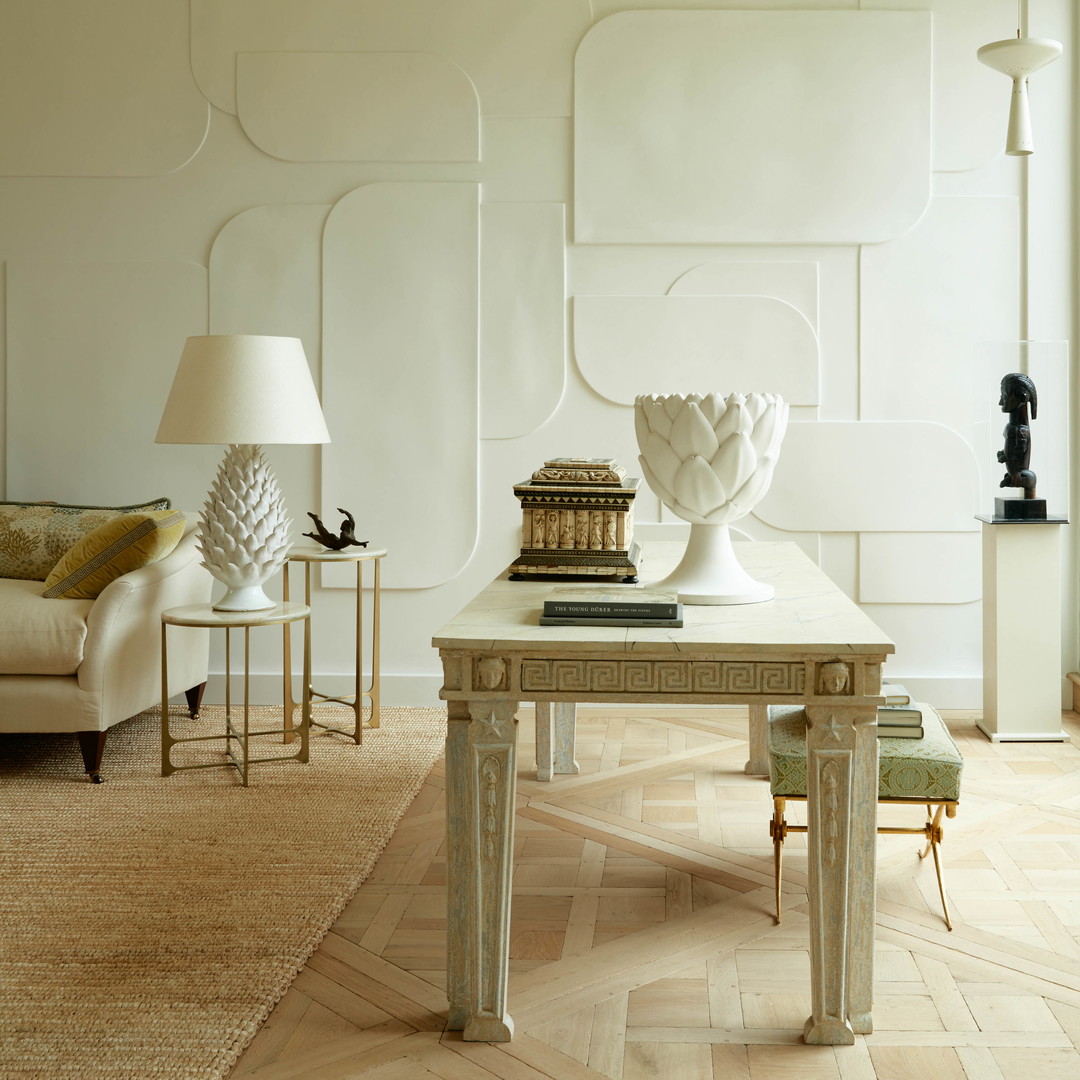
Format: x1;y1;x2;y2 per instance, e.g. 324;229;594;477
519;658;805;695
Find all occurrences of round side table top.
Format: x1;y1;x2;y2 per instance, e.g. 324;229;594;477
162;601;311;628
286;543;388;563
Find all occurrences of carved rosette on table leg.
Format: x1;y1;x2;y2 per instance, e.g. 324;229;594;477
801;699;878;1045
463;698;519;1042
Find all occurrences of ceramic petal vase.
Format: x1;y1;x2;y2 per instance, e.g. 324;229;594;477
634;392;789;604
197;443;292;611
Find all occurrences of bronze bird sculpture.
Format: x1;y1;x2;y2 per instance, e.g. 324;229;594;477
303;508;368;550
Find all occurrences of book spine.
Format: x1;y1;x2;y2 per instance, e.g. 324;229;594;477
543;603;680;619
539;616;683;627
877;726;924;739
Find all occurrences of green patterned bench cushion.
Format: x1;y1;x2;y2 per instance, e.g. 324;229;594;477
768;703;963;802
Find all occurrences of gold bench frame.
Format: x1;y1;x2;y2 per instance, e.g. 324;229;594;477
770;796;959;930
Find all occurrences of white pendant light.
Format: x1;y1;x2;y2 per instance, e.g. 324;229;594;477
977;10;1062;157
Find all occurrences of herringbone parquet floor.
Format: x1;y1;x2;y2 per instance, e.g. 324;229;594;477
231;706;1080;1080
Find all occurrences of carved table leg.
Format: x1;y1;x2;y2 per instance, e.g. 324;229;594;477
535;701;554;782
463;698;518;1041
745;701;769;776
445;700;472;1030
801;703;878;1045
553;702;579;776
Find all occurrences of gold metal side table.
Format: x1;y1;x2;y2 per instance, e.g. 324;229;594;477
161;602;312;786
282;544;387;744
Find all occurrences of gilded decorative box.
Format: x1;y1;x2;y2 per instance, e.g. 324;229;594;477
509;458;641;582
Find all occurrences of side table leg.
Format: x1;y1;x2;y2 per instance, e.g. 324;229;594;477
463;698;518;1041
745;702;770;776
553;702;579;776
160;622;172;777
801;704;877;1045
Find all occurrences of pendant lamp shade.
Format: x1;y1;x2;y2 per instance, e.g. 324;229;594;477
977;37;1062;157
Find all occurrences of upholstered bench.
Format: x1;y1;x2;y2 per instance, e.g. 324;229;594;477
768;702;963;930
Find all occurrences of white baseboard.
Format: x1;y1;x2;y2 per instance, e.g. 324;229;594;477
185;672;998;711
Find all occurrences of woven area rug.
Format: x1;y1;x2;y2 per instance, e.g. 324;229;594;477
0;704;446;1080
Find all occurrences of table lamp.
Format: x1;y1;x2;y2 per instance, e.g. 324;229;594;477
156;334;330;611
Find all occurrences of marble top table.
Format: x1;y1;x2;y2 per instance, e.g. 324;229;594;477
432;541;895;1046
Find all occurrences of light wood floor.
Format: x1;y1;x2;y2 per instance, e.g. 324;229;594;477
231;706;1080;1080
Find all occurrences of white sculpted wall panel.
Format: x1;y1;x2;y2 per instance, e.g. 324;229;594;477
863;0;1015;172
237;52;479;163
6;262;209;505
191;0;591;117
755;422;980;533
858;533;981;605
574;11;931;243
860;198;1020;434
667;261;819;331
0;0;208;176
574;296;819;407
322;183;479;590
481;203;566;440
209;204;328;355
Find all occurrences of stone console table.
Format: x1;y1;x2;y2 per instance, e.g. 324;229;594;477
433;541;894;1046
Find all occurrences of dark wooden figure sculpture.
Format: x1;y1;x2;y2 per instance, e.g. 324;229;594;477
303;508;369;550
997;372;1038;498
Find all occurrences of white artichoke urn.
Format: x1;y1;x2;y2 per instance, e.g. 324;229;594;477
634;392;789;604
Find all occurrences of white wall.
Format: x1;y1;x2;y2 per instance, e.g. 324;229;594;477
0;0;1074;707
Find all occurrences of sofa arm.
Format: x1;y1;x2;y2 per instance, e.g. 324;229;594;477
79;523;213;720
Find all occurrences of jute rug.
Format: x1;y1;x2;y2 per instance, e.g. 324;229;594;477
0;705;446;1080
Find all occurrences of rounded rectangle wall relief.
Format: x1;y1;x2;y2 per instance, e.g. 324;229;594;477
191;0;591;118
322;182;480;591
0;0;208;176
754;422;979;533
573;295;819;407
237;52;479;163
574;10;931;244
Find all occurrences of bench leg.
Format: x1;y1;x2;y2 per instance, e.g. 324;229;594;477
919;804;952;931
770;798;787;923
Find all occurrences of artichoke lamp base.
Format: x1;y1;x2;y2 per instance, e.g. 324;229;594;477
212;584;276;612
653;524;773;605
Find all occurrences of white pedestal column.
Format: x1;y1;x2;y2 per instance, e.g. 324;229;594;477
979;518;1067;742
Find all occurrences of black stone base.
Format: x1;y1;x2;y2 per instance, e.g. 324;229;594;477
995;496;1048;521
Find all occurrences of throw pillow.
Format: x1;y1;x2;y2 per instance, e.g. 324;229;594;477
43;510;186;599
0;497;171;581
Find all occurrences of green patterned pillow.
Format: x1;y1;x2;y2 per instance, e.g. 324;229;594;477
0;498;171;581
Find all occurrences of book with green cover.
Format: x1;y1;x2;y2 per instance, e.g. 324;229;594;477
543;586;680;619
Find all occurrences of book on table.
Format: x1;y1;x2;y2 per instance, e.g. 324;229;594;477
539;614;683;628
877;724;924;739
542;585;681;620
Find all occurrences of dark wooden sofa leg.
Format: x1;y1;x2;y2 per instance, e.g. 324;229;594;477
185;681;207;719
77;730;108;783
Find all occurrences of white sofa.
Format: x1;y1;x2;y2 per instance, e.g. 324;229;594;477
0;519;212;780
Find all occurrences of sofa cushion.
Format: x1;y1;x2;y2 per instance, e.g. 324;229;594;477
43;510;186;599
0;498;171;581
0;579;93;674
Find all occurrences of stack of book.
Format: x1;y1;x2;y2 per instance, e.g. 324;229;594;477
539;586;683;627
878;683;923;738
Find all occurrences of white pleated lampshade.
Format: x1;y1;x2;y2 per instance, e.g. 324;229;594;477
156;334;330;446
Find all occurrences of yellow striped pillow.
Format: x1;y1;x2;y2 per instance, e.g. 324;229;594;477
43;510;186;599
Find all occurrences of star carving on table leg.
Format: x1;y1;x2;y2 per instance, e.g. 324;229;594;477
820;716;848;743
